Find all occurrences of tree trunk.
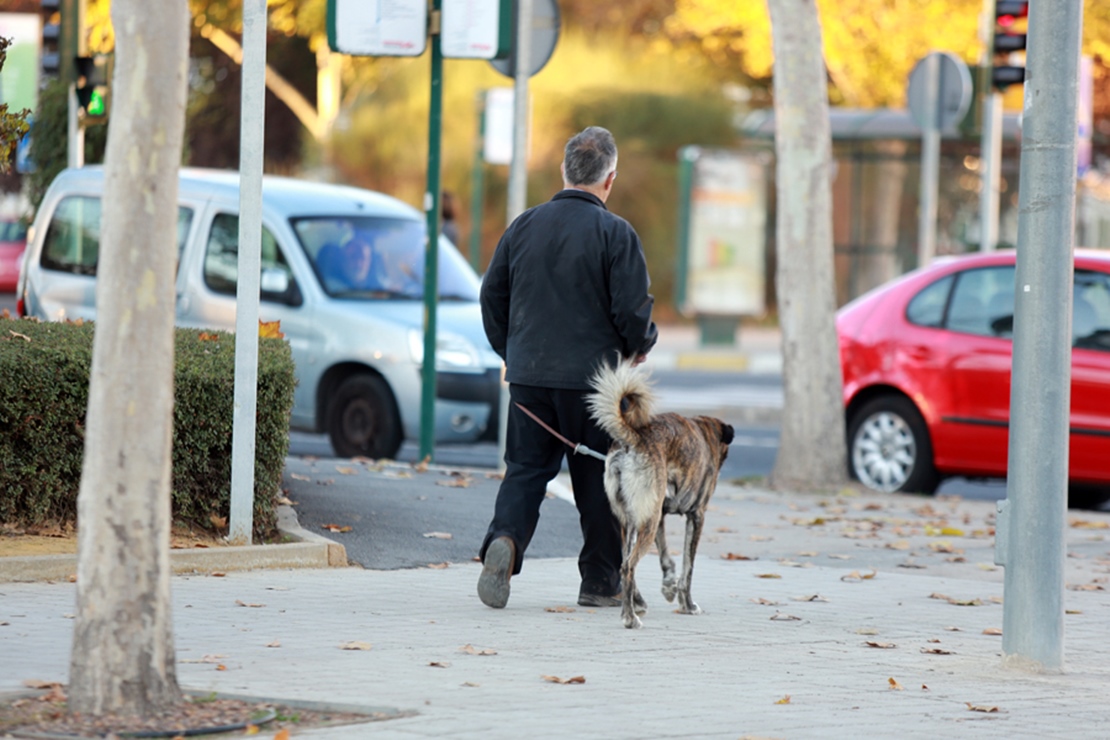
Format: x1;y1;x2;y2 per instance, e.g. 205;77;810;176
766;0;848;491
69;0;190;716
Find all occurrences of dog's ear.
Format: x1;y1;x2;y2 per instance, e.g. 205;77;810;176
720;423;734;446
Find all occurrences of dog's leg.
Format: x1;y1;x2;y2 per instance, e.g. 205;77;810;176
676;511;705;615
655;520;677;603
621;513;660;629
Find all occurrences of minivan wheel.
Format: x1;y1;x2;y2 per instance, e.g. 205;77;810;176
847;396;939;494
328;375;402;460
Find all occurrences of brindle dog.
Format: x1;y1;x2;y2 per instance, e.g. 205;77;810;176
587;359;734;629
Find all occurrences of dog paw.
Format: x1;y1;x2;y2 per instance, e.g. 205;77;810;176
678;602;702;616
661;583;676;603
623;613;644;629
633;590;647;615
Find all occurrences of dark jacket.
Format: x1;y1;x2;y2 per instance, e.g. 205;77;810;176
480;189;658;390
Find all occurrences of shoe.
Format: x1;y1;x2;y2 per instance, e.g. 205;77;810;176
478;537;515;608
578;591;621;607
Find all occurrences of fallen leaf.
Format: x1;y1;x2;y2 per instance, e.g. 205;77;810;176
921;647;955;655
770;612;801;621
885;540;911;551
928;541;960;554
982;627;1003;636
273;730;290;740
258;319;284;339
840;570;877;582
775;695;791;705
459;644;497;656
856;628;879;636
715;527;736;533
944;626;962;632
888;677;904;691
423;531;453;539
461;681;480;687
749;535;773;542
339;641;373;651
1066;609;1083;615
545;605;577;613
1070;519;1110;529
541;675;585;684
244;723;260;735
322;524;352;533
751;597;781;606
209;514;227;529
797;551;818;557
948;598;985;606
966;703;1000;713
8;329;31;341
335;466;358;475
791;594;828;602
1067;583;1105;591
216;664;227;671
22;680;61;690
827;554;851;560
235;600;265;608
437;477;473;488
864;641;897;649
289;473;310;481
265;640;281;648
756;573;782;579
427;562;450;569
429;661;451;668
198;331;220;341
412;455;431;473
722;553;758;561
179;654;226;664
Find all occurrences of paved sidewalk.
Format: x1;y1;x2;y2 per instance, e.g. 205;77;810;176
4;482;1110;739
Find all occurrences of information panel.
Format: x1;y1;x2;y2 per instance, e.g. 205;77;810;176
442;0;510;60
683;149;768;317
327;0;427;57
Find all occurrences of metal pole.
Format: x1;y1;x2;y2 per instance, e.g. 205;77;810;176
916;53;939;268
999;0;1083;672
980;91;1003;250
419;0;444;463
506;0;531;224
228;0;267;545
469;91;486;272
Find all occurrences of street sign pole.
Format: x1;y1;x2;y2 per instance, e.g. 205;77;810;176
506;0;532;224
998;0;1084;673
419;0;445;462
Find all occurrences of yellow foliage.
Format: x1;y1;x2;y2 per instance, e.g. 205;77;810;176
669;0;1108;108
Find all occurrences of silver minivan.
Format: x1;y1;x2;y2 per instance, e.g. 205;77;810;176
16;167;502;459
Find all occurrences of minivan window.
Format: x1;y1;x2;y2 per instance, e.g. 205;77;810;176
41;195;194;276
291;216;480;301
203;213;294;300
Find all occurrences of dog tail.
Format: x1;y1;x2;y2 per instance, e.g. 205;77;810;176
586;358;655;446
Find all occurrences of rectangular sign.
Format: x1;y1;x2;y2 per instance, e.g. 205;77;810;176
684;150;768;317
442;0;511;60
0;13;42;113
327;0;427;57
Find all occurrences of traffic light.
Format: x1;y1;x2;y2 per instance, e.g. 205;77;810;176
40;0;61;79
75;54;111;121
991;0;1028;90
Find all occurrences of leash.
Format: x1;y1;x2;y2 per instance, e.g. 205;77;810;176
513;402;608;461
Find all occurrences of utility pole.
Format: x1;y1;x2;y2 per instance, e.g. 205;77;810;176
995;0;1084;672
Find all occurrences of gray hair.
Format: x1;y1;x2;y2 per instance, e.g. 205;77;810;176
563;126;617;187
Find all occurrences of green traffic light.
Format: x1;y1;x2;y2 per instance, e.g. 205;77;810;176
87;89;106;117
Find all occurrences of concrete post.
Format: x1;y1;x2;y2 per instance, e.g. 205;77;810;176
1000;0;1084;672
229;0;267;545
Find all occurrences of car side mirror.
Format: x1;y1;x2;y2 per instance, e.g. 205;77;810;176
260;267;302;307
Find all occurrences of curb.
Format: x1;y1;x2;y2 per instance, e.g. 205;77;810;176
0;506;348;584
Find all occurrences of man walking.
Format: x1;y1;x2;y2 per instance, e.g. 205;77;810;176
477;126;658;608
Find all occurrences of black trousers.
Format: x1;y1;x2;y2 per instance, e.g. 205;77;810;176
479;383;621;595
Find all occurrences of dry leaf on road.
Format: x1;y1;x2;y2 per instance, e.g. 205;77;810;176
290;473;310;481
756;573;782;579
921;647;955;655
235;600;265;608
545;605;577;613
339;641;373;651
840;570;877;582
982;627;1003;636
423;531;453;539
459;644;497;655
322;524;352;533
775;695;791;705
722;553;757;561
966;703;1000;713
542;675;585;684
770;612;801;621
889;677;904;691
864;641;896;649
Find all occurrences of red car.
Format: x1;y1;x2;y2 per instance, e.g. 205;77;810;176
0;219;28;293
838;249;1110;506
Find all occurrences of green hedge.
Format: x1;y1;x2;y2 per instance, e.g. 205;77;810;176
0;317;295;539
